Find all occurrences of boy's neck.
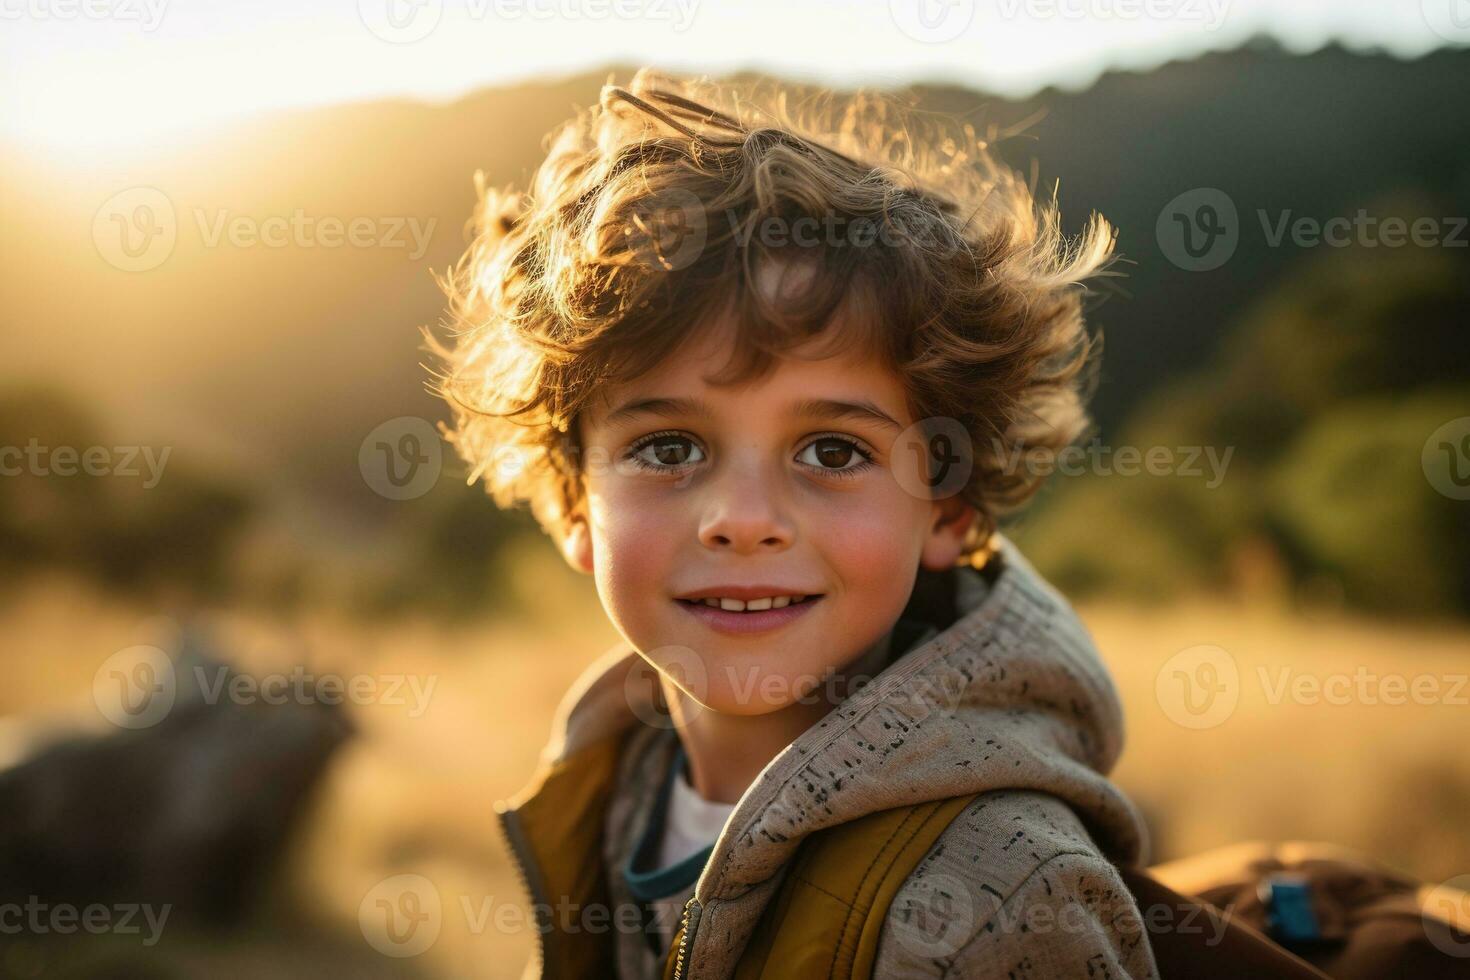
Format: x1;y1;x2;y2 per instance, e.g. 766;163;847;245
663;626;897;806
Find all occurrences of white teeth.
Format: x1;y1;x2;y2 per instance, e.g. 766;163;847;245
689;595;814;611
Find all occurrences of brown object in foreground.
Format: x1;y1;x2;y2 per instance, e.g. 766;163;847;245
1132;840;1470;980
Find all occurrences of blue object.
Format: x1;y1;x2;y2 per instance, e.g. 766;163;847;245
1259;873;1321;944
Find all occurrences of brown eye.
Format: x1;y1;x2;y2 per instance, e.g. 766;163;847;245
797;436;872;473
814;438;854;468
652;439;693;465
630;434;705;470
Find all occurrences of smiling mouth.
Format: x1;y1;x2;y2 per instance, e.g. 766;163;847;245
673;594;825;635
674;594;823;612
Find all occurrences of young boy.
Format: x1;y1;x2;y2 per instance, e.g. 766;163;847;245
432;70;1158;979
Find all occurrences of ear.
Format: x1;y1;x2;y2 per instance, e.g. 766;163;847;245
918;496;976;572
559;513;595;575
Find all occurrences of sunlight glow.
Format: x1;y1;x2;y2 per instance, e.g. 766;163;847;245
0;0;1457;157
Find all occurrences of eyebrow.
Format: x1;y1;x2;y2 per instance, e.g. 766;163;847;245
602;396;903;431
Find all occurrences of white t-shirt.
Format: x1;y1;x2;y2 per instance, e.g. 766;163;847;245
648;761;738;954
658;762;738;867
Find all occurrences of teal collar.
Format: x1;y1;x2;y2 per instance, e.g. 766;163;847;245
622;740;711;903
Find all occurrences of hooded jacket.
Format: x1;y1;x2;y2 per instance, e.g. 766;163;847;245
495;535;1160;979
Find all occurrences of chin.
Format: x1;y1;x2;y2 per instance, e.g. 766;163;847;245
684;660;838;717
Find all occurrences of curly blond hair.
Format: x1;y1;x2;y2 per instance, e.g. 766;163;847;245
427;69;1117;560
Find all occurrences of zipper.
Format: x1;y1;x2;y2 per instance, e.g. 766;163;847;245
493;803;550;976
671;896;701;980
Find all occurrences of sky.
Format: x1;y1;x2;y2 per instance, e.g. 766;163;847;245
2;0;1466;155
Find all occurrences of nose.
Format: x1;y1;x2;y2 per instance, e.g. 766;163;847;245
697;460;795;554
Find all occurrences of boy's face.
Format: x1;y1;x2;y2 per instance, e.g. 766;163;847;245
563;313;974;718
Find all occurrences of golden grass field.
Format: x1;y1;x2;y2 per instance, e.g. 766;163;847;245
3;553;1467;978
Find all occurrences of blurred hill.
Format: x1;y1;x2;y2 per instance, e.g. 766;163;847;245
1016;235;1470;615
1;42;1466;615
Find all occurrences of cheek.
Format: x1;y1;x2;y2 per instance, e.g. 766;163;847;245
585;480;680;636
812;482;928;598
